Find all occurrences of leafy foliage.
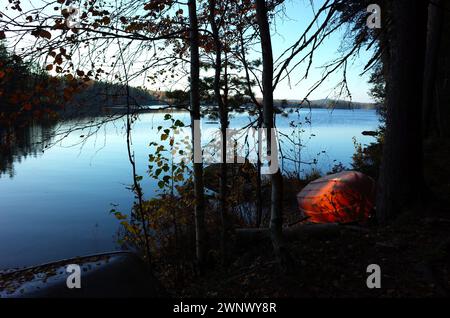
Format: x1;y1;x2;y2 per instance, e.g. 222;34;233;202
351;135;383;180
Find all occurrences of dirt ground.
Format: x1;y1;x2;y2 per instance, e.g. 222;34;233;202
172;211;450;298
156;140;450;298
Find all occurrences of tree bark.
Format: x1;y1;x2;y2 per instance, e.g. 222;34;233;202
423;0;444;138
238;28;263;227
376;0;428;224
236;224;342;243
188;0;206;271
208;0;229;264
255;0;292;271
256;142;263;227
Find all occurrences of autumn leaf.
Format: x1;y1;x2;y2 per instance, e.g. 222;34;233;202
54;54;63;65
23;103;32;111
31;29;52;40
39;30;52;40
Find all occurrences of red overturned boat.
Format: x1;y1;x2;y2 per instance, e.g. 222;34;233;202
297;171;376;224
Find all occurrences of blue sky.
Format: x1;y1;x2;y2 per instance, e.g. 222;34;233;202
3;0;374;103
269;0;373;102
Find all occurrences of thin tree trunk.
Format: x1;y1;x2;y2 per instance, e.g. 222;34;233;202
208;0;229;264
256;129;263;228
238;29;263;227
376;0;428;223
188;0;206;271
255;0;292;271
119;44;152;269
222;55;230;258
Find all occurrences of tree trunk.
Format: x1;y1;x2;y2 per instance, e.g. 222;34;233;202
255;0;292;271
256;136;263;227
238;28;263;227
188;0;206;271
236;224;342;243
376;0;428;223
435;0;450;138
208;0;229;264
423;0;444;138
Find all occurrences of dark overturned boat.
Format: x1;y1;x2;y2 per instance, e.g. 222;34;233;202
0;251;166;298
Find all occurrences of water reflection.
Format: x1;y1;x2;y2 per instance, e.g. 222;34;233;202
0;109;379;270
0;120;56;178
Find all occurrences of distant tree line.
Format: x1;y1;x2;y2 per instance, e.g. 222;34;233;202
0;41;160;123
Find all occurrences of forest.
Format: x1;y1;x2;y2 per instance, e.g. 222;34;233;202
0;0;450;303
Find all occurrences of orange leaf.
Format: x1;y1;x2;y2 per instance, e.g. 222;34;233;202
39;30;52;39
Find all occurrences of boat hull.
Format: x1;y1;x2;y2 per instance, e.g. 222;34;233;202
296;171;376;224
0;251;166;298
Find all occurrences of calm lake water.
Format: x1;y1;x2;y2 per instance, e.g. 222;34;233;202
0;108;379;270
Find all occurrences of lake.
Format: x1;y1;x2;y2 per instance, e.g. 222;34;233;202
0;108;380;270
